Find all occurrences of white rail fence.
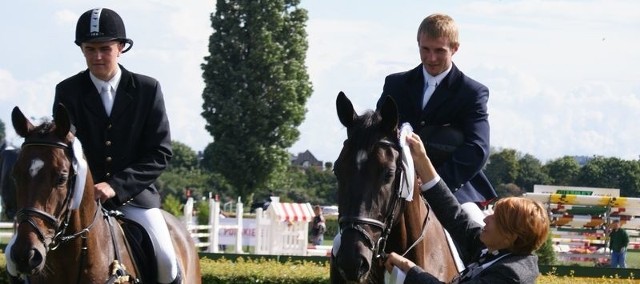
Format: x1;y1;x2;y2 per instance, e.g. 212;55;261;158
184;196;330;256
0;197;330;257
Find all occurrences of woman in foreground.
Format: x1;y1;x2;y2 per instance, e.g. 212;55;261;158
385;133;550;283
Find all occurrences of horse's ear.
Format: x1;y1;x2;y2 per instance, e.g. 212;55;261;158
379;96;399;133
336;91;356;128
53;103;71;139
11;106;34;138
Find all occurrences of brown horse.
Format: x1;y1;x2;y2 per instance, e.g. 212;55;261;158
6;105;201;283
331;92;459;283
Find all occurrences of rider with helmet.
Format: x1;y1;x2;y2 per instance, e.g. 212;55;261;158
53;8;179;284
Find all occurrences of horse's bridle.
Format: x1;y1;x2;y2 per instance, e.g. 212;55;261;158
15;139;100;252
338;138;405;260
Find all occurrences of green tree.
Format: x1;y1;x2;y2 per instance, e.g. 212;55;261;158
486;148;519;187
576;157;640;197
168;141;199;171
537;233;556;265
157;141;209;201
0;119;5;143
161;193;184;217
543;156;581;185
494;183;524;197
516;154;550;192
201;0;312;202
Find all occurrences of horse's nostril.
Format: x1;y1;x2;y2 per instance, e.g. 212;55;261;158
28;248;43;270
358;255;371;280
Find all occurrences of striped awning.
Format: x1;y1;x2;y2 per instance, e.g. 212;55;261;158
267;202;315;222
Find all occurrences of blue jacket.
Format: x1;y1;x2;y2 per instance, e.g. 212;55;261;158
377;63;496;204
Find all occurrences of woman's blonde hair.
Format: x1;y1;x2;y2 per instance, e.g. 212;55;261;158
493;197;550;255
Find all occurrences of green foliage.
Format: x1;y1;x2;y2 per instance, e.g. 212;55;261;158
576;157;640;197
324;215;338;239
494;183;525;197
487;149;640;199
162;193;184;217
543;156;581;185
201;0;313;202
0;119;5;143
516;154;550;192
200;257;330;283
157;141;210;200
168;140;199;171
486;148;519;189
537;232;557;266
269;167;337;205
197;199;211;225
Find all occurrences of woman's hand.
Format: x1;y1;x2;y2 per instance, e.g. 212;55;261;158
405;133;438;184
384;252;417;273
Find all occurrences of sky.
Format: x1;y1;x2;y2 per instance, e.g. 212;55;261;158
0;0;639;164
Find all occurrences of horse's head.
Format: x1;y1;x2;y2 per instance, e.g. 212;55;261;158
333;92;404;282
9;104;91;275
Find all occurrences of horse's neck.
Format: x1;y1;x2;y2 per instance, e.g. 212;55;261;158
385;189;430;261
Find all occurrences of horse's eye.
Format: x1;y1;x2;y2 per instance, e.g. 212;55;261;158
383;169;395;183
56;174;68;187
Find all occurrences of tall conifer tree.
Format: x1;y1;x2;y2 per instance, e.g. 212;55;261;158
201;0;312;201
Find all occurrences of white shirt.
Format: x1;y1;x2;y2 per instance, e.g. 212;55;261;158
421;64;453;107
90;67;122;115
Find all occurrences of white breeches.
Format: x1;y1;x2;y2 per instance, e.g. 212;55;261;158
120;204;178;283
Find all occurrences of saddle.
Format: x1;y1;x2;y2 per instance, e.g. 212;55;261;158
108;213;158;283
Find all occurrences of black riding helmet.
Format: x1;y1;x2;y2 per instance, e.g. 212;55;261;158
75;8;133;53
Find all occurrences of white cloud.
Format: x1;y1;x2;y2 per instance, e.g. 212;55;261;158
1;0;639;165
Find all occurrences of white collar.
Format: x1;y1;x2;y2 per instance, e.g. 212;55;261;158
422;63;452;86
89;66;122;92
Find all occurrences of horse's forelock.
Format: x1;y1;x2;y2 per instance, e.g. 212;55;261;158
31;121;55;137
349;110;383;151
26;121;73;144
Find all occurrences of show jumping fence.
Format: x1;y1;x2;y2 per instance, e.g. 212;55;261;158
525;185;640;266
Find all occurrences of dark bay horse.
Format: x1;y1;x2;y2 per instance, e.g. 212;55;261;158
6;105;201;283
331;92;459;283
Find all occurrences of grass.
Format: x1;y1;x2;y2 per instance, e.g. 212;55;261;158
0;246;640;284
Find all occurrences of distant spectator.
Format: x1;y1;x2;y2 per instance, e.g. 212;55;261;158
0;146;19;220
311;205;326;245
609;220;629;268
